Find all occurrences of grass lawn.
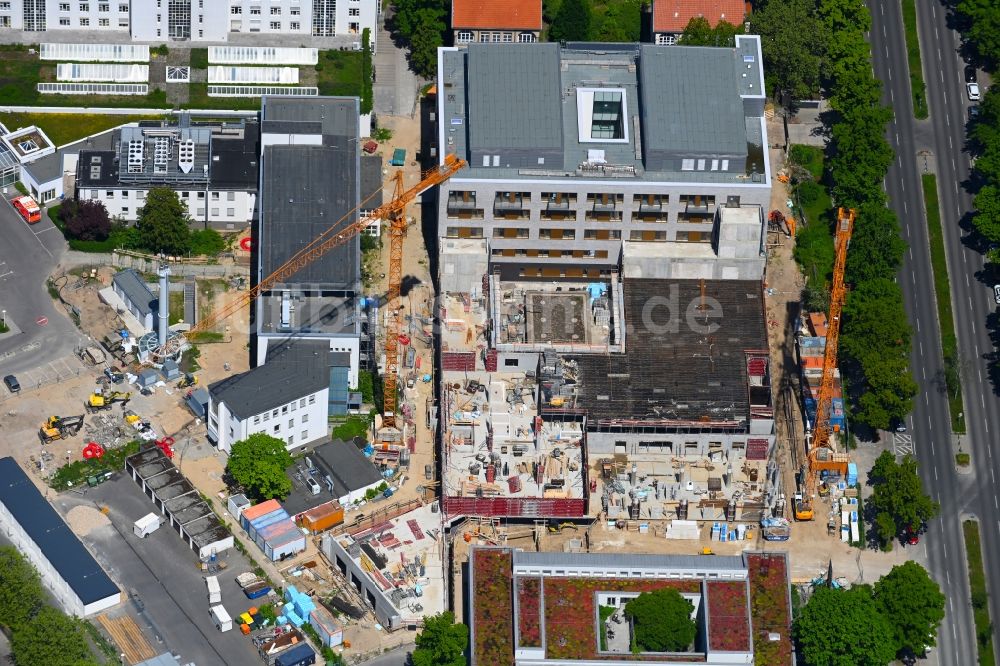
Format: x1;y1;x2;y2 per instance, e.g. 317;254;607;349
923;173;965;433
901;0;929;119
964;520;995;665
315;50;364;97
189;47;208;70
332;415;372;440
168;290;185;326
0;111;165;146
187;83;266;111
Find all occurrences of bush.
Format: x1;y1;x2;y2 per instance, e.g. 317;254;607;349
152;44;169;57
59;199;111;241
190;228;226;256
796;180;824;208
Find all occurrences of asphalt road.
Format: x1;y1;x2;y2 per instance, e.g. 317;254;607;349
0;196;83;378
868;0;997;662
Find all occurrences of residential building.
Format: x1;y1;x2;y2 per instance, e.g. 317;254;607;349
254;96;366;385
651;0;748;46
0;0;378;46
435;38;769;293
451;0;541;45
0;457;121;617
75;117;259;230
466;547;794;665
207;339;351;452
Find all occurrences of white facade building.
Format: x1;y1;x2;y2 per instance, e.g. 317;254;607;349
1;0;378;44
207;339;339;453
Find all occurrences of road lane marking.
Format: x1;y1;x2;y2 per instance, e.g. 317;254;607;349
930;438;935;456
967;274;971;287
994;495;997;509
903;200;908;213
972;320;977;335
946;114;950;127
920;341;924;356
941;70;945;83
883;24;887;37
934;467;939;481
909;248;914;260
992;467;995;484
916;317;920;333
983;394;987;410
949;135;953;149
901;178;905;192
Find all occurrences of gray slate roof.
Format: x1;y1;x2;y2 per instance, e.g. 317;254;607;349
467;43;563;152
0;457;119;606
113;269;157;317
209;339;333;420
312;438;383;495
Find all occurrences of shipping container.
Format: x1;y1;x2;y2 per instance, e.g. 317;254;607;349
264;526;307;562
227;494;251;520
239;499;282;530
274;642;316;666
298;501;344;534
808;312;828;337
308;607;343;647
257;519;297;550
211;604;232;632
206;575;221;604
248;508;289;543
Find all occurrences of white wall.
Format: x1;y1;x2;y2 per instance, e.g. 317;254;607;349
333;0;377;41
209;386;330;453
45;0;131;31
79;187;255;228
130;0;227;42
228;0;311;35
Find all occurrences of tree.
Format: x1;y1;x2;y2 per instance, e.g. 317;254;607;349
548;0;592;42
624;588;696;652
408;9;446;77
845;202;906;284
593;0;640;42
793;586;896;666
226;433;294;500
956;0;1000;67
867;451;940;547
10;607;97;666
751;0;823;101
60;199;111;242
136;187;192;255
680;17;742;47
0;546;45;630
412;612;468;666
873;561;945;658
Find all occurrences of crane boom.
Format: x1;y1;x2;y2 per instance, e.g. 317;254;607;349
184;154;466;427
795;207;854;521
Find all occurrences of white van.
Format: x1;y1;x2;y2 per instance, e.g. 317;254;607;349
133;513;162;538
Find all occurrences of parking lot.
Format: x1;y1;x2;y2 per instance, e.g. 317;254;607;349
53;475;266;666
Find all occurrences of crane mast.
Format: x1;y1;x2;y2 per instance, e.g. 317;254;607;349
795;207;854;521
174;154;467;429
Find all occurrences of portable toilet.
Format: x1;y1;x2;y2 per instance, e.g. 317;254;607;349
133;513;162;538
211;604;232;632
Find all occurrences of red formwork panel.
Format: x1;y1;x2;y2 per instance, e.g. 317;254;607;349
442;351;477;372
484;349;498;372
443;496;586;518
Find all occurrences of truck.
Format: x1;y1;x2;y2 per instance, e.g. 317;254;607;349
236;572;273;599
206;575;221;604
11;195;40;224
210;604;232;632
133;513;162;538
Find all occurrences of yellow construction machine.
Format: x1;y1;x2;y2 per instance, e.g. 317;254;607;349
38;415;85;443
87;391;132;412
176;373;198;389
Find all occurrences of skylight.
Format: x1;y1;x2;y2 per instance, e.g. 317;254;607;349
576;87;630;144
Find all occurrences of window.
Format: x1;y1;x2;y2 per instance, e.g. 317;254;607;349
271;6;280;13
289;21;299;29
300;399;305;407
80;3;89;10
59;2;69;10
273;425;280;433
197;191;205;199
501;32;513;42
628;229;666;242
492;227;529;239
253;415;260;424
105;191;114;198
99;3;109;11
263;412;270;422
518;32;535;43
137;190;146;199
288;419;294;428
272;409;278;417
656;34;676;45
59;17;71;25
270;21;280;29
288;435;294;446
99;17;109;26
120;207;129;215
291;402;297;412
227;208;235;217
539;228;575;240
681;159;695;171
80;17;90;25
308;395;316;405
211;191;219;200
119;2;127;10
349;7;359;15
302;414;309;423
231;5;241;13
227;191;235;201
118;17;128;25
504;358;518;367
301;430;308;440
250;7;261;14
457;30;473;43
584;229;621;240
290;7;300;15
590;90;624;139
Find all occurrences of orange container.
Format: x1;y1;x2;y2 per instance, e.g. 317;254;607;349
299;500;345;534
240;624;251;635
241;499;282;523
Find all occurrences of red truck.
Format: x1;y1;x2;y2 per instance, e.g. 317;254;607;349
12;195;40;224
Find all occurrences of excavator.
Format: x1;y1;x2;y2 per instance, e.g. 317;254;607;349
794;208;854;521
86;390;132;412
176;373;198;389
38;415;84;444
160;153;467;430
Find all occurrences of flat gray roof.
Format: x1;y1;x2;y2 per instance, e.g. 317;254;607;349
638;43;745;155
467;43;563;152
262;96;358;138
513;550;746;571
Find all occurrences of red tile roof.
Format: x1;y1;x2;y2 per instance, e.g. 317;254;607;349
452;0;543;31
653;0;748;34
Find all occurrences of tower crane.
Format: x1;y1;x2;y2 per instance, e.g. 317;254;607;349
172;153;467;429
794;207;854;521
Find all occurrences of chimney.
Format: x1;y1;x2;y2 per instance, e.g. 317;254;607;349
157;262;171;347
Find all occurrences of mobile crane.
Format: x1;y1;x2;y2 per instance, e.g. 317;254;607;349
794;208;854;521
167;154;466;429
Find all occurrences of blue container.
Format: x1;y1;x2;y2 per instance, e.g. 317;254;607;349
274;643;315;666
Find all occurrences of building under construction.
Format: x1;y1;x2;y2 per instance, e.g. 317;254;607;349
437;275;778;523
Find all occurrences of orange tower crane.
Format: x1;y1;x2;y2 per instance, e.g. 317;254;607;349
794;207;854;521
177;153;467;428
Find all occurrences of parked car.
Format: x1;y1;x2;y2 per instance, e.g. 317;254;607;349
892;419;907;433
965;64;978;83
967;82;981;101
904;525;920;545
969;105;980;122
3;375;20;393
993;284;1000;305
